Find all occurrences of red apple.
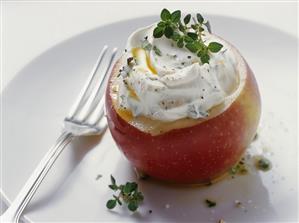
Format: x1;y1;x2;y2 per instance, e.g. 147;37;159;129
105;38;261;184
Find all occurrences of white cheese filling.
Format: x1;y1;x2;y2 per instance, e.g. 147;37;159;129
116;24;240;122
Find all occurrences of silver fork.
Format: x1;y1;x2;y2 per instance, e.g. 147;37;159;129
0;45;118;223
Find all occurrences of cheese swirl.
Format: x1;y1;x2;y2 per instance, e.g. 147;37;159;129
115;24;239;122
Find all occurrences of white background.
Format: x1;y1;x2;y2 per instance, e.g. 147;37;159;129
1;0;297;216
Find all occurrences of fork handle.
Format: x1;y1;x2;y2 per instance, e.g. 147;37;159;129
1;131;74;223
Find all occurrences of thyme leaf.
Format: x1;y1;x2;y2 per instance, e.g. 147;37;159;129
153;8;223;64
106;175;144;212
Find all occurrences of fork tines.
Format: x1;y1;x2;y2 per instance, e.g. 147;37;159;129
65;45;118;128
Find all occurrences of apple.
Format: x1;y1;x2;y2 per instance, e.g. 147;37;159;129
105;39;261;184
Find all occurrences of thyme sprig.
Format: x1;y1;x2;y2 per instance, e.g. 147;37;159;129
153;8;223;64
106;175;144;212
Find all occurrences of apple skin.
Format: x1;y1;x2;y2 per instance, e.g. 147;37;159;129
106;57;261;184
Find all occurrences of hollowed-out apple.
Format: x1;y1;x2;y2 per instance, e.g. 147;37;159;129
105;38;261;184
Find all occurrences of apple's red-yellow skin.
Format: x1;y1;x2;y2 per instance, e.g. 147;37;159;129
106;55;261;184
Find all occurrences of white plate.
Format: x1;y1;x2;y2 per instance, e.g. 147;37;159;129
1;15;297;222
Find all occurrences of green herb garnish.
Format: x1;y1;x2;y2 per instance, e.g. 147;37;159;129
229;164;241;175
153;45;162;56
141;38;153;51
229;158;248;176
255;157;272;171
106;175;144;212
153;8;223;64
205;199;217;208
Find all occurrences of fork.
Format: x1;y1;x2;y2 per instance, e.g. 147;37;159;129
0;45;118;223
